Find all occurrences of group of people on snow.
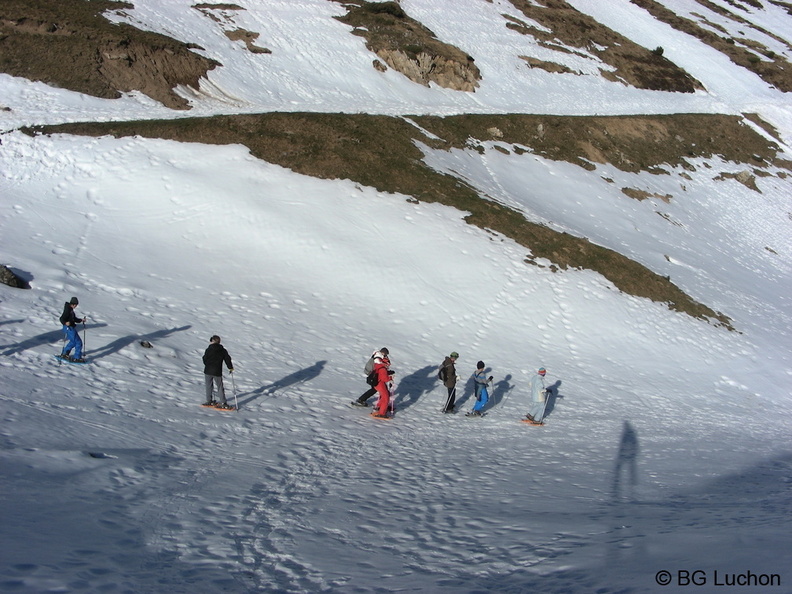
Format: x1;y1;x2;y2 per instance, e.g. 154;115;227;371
57;297;551;422
358;347;550;423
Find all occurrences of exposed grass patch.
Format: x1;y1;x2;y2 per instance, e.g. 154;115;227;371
30;110;787;330
630;0;792;92
505;0;702;92
0;0;218;109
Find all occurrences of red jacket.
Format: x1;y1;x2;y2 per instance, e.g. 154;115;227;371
374;359;390;386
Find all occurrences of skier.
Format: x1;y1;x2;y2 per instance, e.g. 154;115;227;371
439;352;459;413
353;347;390;407
202;335;234;409
371;353;394;418
467;360;493;417
57;297;86;363
524;367;548;425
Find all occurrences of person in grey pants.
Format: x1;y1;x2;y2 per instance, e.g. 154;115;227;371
202;335;234;409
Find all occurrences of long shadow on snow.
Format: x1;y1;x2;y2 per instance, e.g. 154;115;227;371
1;322;109;356
88;325;192;360
542;380;563;419
237;360;327;409
486;373;515;411
392;365;437;411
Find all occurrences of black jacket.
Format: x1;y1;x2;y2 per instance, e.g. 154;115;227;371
59;302;79;327
203;343;233;376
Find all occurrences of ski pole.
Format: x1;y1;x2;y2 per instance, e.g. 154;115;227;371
82;319;87;356
536;378;550;423
443;384;455;412
231;371;238;411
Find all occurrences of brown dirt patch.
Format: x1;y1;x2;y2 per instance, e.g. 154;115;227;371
224;29;271;54
0;0;219;109
630;0;792;92
506;0;703;92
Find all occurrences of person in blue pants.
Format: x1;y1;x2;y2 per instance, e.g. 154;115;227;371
58;297;86;362
467;360;492;417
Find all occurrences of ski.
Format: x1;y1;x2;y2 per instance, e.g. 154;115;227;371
370;412;393;420
200;402;237;411
521;418;545;426
54;354;89;365
465;411;486;418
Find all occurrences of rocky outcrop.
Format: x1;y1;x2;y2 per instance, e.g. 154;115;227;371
0;265;29;289
375;49;479;91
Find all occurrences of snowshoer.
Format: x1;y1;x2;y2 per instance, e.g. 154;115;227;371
202;335;234;409
371;353;394;418
524;367;548;425
353;347;389;406
439;352;459;413
57;297;86;362
467;360;492;416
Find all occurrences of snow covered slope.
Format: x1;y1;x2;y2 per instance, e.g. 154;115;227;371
1;1;791;592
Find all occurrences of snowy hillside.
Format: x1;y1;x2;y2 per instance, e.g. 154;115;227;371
1;1;791;592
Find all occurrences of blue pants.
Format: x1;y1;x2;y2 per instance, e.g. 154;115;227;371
62;325;83;359
472;386;489;412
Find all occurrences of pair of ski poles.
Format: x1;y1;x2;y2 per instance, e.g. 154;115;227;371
58;319;88;363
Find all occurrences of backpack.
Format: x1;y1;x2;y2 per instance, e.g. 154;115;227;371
438;364;447;382
364;355;379;387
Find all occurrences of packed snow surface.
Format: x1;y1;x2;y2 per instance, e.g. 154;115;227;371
1;0;791;592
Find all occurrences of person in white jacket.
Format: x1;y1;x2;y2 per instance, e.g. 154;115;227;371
524;367;547;425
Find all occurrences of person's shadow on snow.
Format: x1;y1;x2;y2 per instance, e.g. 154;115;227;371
611;420;639;501
238;360;327;408
487;373;514;410
542;380;563;419
454;375;476;410
393;365;437;411
89;325;192;360
2;322;109;357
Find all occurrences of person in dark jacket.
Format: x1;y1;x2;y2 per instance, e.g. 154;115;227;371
58;297;86;362
440;352;459;413
202;335;234;409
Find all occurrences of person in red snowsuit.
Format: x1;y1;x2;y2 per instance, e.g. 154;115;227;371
372;354;394;417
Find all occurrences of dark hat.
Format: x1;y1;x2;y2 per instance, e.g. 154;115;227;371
477;360;485;369
380;347;389;355
210;335;221;343
69;297;79;305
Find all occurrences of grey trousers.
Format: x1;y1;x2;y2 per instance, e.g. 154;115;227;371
204;374;226;404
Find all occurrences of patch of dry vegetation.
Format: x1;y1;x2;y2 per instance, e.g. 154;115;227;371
32;111;789;329
630;0;792;92
0;0;218;109
506;0;703;92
